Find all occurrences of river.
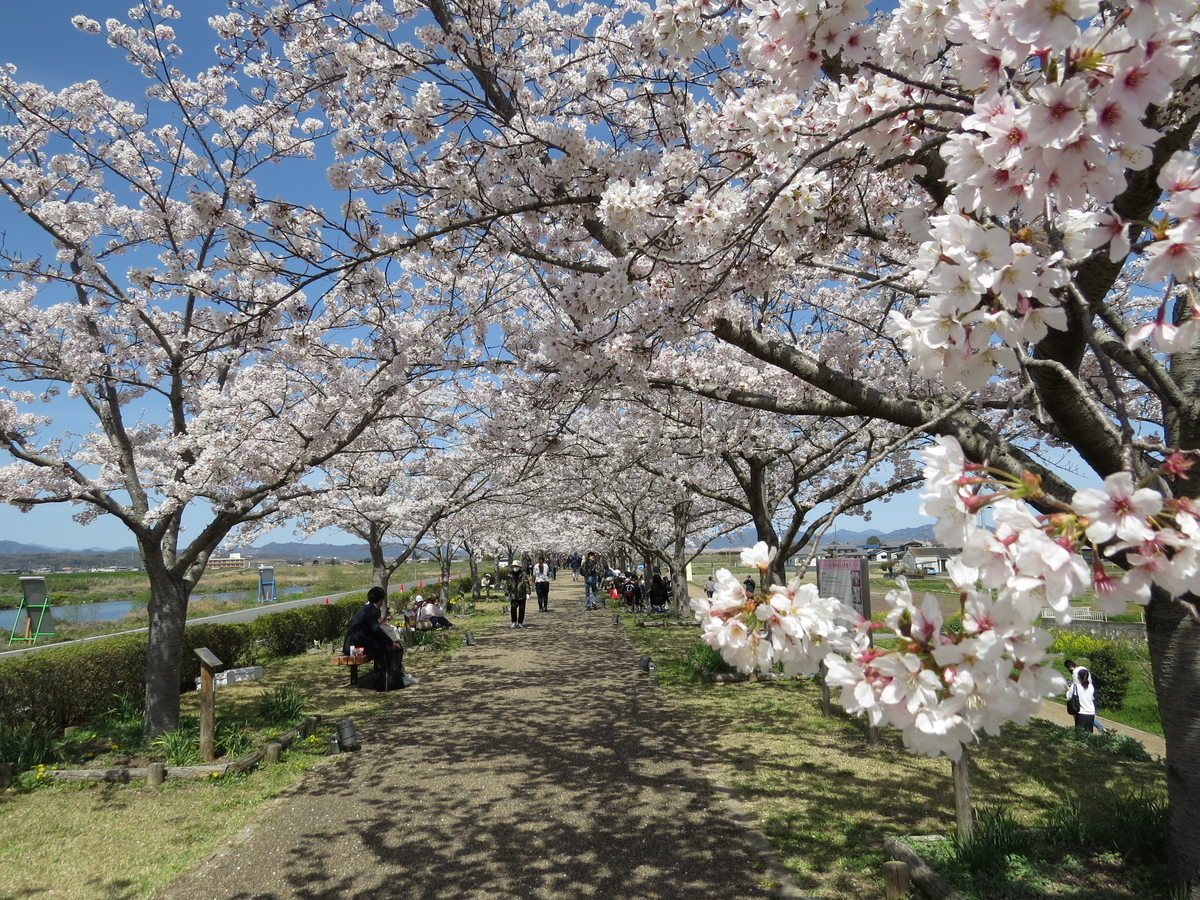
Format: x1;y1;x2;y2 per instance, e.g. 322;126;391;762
0;586;309;634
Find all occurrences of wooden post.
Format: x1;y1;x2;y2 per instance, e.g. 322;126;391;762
195;647;222;764
147;762;165;787
265;742;282;765
0;762;13;790
953;748;974;844
882;860;910;900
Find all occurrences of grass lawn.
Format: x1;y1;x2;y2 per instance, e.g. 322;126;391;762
0;602;502;900
623;620;1170;900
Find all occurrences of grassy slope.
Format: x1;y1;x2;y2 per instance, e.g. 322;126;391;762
625;621;1167;899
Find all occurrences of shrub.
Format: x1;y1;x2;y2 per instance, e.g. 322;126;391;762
1095;788;1169;865
151;718;200;766
952;806;1033;875
179;623;253;688
216;719;256;760
0;593;364;744
1087;645;1132;711
249;601;355;657
258;684;306;726
0;722;58;768
1026;718;1151;761
1047;629;1108;659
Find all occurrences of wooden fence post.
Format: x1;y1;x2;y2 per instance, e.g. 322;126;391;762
147;762;165;787
195;648;222;764
882;860;910;900
0;762;13;790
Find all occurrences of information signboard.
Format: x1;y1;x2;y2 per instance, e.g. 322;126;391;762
257;566;276;603
816;557;871;619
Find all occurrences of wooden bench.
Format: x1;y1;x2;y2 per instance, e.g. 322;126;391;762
331;654;372;685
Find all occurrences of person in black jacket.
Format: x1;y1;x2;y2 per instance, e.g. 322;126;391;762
343;587;403;690
648;573;670;612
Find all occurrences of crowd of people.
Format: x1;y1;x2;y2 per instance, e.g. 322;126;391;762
341;552;678;684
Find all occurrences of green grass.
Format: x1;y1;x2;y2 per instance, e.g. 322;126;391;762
624;622;1169;899
0;601;503;900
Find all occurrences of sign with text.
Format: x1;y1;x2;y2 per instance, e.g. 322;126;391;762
816;557;871;619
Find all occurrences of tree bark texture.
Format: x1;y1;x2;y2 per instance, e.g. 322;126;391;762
141;559;191;738
1146;593;1200;897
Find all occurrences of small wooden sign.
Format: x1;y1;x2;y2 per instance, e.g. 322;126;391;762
194;648;223;763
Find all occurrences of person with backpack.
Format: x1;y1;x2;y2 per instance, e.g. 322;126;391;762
507;564;530;628
580;552;600;610
1065;660;1096;732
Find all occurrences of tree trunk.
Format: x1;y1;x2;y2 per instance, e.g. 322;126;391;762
368;531;390;593
669;544;690;619
1146;592;1200;897
439;547;452;604
142;559;191;738
466;544;481;600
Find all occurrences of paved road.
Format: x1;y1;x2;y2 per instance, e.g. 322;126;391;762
157;579;783;900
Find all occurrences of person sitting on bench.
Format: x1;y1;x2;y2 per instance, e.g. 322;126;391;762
343;587;404;690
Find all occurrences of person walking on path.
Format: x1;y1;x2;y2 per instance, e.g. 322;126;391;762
580;551;600;610
508;564;530;628
1065;659;1097;732
533;556;552;611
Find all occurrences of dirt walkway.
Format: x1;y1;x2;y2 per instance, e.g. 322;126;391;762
158;580;786;900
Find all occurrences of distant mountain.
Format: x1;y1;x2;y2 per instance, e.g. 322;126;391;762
0;540;55;554
816;525;936;544
0;540;139;555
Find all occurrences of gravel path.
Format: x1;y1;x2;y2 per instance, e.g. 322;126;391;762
158;580;777;900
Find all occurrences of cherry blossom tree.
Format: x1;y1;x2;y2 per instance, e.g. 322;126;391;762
0;5;469;736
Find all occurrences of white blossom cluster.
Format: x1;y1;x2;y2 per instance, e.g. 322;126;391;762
691;543;854;677
693;432;1200;761
923;436;1200;614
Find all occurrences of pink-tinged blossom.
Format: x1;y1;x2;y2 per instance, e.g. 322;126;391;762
741;540;778;571
1143;220;1200;284
1158;150;1200;194
1008;0;1099;50
1072;472;1162;544
1125;301;1200;354
1091;563;1151;613
1025;79;1087;149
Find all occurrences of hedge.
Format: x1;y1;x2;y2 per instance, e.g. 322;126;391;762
0;593;363;745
